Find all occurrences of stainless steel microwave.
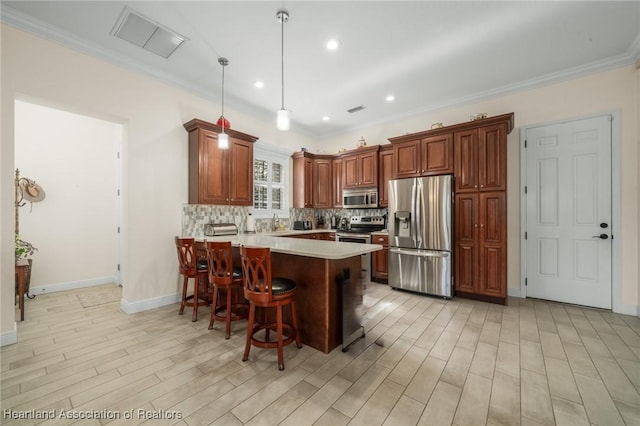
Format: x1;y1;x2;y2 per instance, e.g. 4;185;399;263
343;188;378;208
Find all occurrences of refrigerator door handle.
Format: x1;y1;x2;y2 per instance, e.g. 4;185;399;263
390;248;450;258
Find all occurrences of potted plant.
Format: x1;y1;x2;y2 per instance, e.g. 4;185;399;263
15;233;37;298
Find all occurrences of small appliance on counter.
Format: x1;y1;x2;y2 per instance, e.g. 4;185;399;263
204;223;238;237
245;213;256;233
293;220;313;230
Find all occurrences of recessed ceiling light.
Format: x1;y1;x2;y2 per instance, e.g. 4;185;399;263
254;80;264;88
326;39;340;50
322;116;330;121
385;95;395;102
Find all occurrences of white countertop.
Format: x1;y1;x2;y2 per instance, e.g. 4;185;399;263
194;233;382;260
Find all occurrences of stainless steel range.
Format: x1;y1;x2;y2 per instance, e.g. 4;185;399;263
336;216;386;284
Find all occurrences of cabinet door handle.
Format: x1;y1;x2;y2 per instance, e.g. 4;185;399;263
474;185;478;188
480;184;484;188
475;224;478;228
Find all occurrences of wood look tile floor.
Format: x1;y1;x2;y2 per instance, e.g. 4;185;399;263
2;283;639;425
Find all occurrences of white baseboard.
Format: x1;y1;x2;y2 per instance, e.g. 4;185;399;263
29;276;117;295
120;293;180;314
614;302;640;317
1;323;18;347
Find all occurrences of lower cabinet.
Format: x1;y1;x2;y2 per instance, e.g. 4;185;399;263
371;233;389;282
454;192;506;303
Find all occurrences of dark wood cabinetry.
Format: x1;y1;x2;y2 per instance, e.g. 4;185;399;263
342;146;379;189
454;123;507;193
390;133;453;179
371;233;389;282
313;158;333;208
332;158;343;208
452;114;513;304
292;152;333;208
184;119;257;205
378;145;394;208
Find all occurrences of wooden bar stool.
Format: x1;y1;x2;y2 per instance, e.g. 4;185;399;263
205;241;248;339
175;237;209;322
240;245;301;371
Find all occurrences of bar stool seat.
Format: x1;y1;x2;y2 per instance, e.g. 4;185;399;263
175;237;210;322
240;245;301;371
205;241;248;339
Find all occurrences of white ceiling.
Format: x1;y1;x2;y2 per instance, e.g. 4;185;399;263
2;1;639;138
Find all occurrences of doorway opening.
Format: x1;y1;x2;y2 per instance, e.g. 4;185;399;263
14;100;123;295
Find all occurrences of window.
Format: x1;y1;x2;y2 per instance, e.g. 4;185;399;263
252;144;289;218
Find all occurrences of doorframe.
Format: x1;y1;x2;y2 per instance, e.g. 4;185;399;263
519;110;622;313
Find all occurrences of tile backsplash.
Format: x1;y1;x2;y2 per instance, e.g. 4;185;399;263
182;204;388;237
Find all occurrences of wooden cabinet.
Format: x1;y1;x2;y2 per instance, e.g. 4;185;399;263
313;158;333;208
451;113;513;304
293;152;333;208
378;145;394;208
184;119;257;205
454;123;507;193
390;133;453;179
332;158;343;208
454;192;506;301
371;233;389;282
342;146;379;189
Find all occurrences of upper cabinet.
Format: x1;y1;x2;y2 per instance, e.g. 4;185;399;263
313;157;333;208
292;152;333;208
454;123;508;193
390;133;453;179
332;158;343;208
378;145;394;208
341;145;379;189
184;119;258;205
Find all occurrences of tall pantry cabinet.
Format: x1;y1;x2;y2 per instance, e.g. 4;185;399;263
453;114;513;304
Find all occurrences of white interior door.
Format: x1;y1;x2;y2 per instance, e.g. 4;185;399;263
524;115;612;309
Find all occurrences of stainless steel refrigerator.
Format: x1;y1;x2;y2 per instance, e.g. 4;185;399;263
388;175;453;298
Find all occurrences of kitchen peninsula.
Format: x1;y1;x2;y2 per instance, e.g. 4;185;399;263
195;233;382;353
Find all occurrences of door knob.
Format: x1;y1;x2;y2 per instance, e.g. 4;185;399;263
592;234;609;240
600;223;608;229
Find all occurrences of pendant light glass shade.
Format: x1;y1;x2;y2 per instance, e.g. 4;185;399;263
276;9;289;131
277;108;290;131
218;57;229;149
218;132;229;149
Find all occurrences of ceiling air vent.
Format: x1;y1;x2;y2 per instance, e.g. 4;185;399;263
111;6;188;59
347;105;366;114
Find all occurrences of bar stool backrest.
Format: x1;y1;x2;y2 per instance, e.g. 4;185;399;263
240;245;273;304
175;237;198;275
206;241;234;286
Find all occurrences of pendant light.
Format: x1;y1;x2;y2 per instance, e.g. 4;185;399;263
217;57;230;149
276;9;290;131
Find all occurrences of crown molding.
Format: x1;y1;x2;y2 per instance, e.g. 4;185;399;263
3;5;638;141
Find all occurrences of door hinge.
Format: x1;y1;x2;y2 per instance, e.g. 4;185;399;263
524;140;527;148
117;151;120;159
524;186;527;194
525;232;527;239
117;189;120;196
117;264;121;271
525;277;528;286
117;226;120;234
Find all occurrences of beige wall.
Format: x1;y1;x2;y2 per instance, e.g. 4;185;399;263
2;24;638;343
